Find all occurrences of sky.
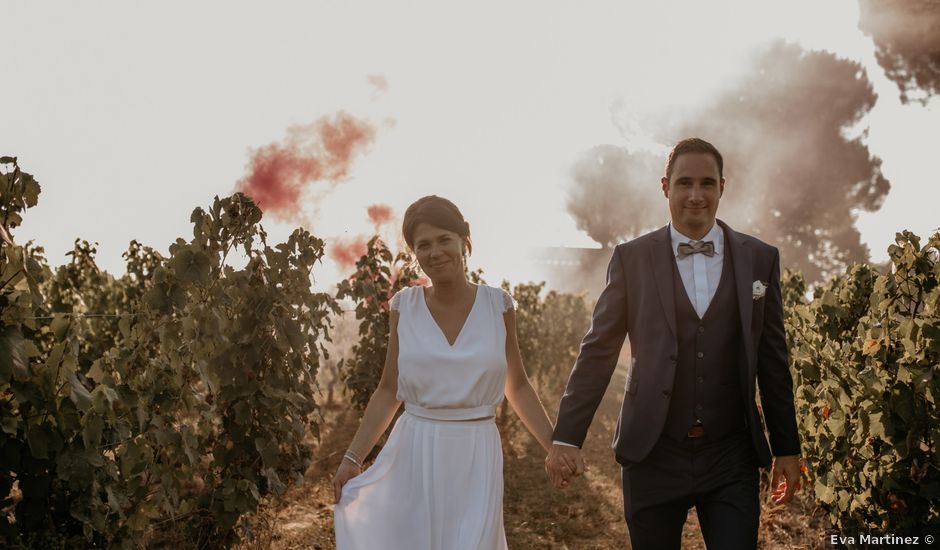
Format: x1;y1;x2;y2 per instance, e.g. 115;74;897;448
4;0;938;290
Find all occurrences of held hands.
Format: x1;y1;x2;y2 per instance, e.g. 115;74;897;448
544;444;586;489
770;455;802;505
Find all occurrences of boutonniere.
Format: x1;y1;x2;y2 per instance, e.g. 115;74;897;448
752;280;768;301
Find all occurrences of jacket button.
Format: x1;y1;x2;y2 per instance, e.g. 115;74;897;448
697;352;704;358
662;390;671;397
697;376;704;383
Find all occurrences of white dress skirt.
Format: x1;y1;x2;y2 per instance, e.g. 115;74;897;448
334;410;506;549
333;284;515;550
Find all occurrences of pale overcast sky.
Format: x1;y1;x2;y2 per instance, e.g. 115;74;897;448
4;1;938;288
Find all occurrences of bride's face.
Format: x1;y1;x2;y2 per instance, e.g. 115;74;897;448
412;223;466;284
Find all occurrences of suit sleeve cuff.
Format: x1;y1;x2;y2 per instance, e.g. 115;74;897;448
770;435;801;458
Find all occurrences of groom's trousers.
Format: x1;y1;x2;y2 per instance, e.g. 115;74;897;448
620;427;761;550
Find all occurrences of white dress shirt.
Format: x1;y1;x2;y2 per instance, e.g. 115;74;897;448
553;223;726;448
670;222;724;318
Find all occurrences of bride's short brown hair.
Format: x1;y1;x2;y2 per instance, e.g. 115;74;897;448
402;196;472;255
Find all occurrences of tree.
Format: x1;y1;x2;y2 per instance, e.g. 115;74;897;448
653;41;890;283
566;145;664;250
858;0;940;104
567;42;889;283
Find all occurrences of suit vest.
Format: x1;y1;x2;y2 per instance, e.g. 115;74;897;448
663;244;748;441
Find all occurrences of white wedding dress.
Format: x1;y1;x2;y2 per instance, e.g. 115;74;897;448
334;284;512;550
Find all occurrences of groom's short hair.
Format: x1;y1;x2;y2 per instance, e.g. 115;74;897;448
665;138;724;182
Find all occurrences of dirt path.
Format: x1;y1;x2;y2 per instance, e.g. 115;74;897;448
241;360;823;549
499;363;630;549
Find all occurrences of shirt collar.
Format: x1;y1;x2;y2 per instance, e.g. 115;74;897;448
669;222;723;257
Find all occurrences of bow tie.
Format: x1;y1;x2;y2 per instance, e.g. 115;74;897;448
677;241;716;259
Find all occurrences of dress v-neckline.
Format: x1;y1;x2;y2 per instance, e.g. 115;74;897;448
420;285;481;347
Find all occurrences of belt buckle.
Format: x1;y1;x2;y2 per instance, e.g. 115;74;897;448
687;425;706;438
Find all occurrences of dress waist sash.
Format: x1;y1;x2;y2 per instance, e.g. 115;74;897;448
404;403;496;421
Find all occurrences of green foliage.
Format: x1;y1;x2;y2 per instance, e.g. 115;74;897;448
335;236;420;410
501;281;591;391
786;230;940;531
1;157;338;547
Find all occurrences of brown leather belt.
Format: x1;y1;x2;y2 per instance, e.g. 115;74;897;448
687;425;706;438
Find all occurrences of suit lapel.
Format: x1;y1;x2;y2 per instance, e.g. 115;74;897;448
720;219;756;373
649;225;677;339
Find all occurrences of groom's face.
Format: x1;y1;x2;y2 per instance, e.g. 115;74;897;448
661;152;725;237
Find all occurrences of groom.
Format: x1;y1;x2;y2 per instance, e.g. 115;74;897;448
547;138;801;549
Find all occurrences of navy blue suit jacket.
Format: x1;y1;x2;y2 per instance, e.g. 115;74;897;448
553;220;801;467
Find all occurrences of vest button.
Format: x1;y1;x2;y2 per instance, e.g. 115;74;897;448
697;352;704;358
698;326;705;333
662;390;671;397
697;376;704;383
695;404;703;411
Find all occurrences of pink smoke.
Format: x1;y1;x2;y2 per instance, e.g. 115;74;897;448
330;236;369;271
235;112;376;222
367;204;394;230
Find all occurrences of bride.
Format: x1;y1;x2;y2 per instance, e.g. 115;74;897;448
333;195;560;549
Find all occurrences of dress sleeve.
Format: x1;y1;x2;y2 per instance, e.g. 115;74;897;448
390;288;404;311
501;288;517;312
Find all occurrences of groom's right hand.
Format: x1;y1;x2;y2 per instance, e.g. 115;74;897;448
545;443;585;488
